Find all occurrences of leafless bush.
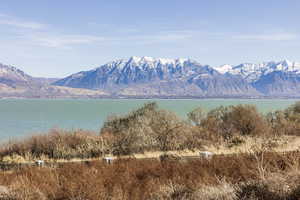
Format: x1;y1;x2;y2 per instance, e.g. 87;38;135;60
267;101;300;136
101;102;198;155
0;129;107;161
201;105;270;140
192;180;237;200
159;153;182;162
149;182;194;200
187;107;206;126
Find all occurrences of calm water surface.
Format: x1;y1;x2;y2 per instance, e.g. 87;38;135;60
0;99;298;141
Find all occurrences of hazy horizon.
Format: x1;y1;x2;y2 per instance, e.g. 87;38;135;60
1;0;300;78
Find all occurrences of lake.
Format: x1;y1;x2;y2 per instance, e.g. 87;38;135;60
0;99;298;141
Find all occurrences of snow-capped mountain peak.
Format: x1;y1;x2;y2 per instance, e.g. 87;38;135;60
215;60;300;82
51;56;300;97
281;59;292;66
0;63;31;82
53;56;223;90
100;56;198;71
127;56;191;65
215;64;233;74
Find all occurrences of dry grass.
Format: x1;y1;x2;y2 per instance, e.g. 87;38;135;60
0;129;109;163
1;151;300;199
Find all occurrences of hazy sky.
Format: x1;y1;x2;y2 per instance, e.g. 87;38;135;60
0;0;300;77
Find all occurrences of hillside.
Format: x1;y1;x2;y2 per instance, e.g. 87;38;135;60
53;56;260;97
0;63;108;98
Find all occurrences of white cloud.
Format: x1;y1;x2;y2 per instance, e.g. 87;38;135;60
25;30;193;48
0;14;195;48
30;34;108;48
127;34;191;44
0;15;46;29
233;33;298;41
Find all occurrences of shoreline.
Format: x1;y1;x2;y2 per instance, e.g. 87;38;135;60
1;97;300;101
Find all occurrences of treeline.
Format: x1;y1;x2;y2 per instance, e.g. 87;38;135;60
0;101;299;161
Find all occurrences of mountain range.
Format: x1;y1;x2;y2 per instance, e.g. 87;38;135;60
1;57;300;98
0;63;108;98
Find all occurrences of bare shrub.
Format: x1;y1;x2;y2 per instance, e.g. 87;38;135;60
101;102;196;155
202;105;270;139
267;101;300;136
227;135;246;148
236;181;282;200
149;182;194;200
159;153;182;162
0;129;106;160
187;107;206;126
192;180;237;200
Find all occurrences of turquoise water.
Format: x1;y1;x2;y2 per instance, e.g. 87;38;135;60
0;99;298;141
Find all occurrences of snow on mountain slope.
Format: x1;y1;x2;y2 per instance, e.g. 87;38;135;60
2;57;299;98
215;60;300;82
54;56;205;89
97;56;192;71
0;63;32;84
0;63;109;98
53;56;259;97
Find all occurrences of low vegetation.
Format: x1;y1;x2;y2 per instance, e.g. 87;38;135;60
0;101;300;199
1;101;300;162
0;151;300;200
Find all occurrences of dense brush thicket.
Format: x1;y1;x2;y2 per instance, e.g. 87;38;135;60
0;101;299;160
1;152;300;200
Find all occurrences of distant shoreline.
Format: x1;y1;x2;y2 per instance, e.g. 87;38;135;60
1;96;300;100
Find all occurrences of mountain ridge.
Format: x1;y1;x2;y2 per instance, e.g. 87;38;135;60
1;57;300;98
50;57;262;97
215;60;300;82
0;63;109;98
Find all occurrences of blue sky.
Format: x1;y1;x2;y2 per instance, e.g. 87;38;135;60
0;0;300;77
